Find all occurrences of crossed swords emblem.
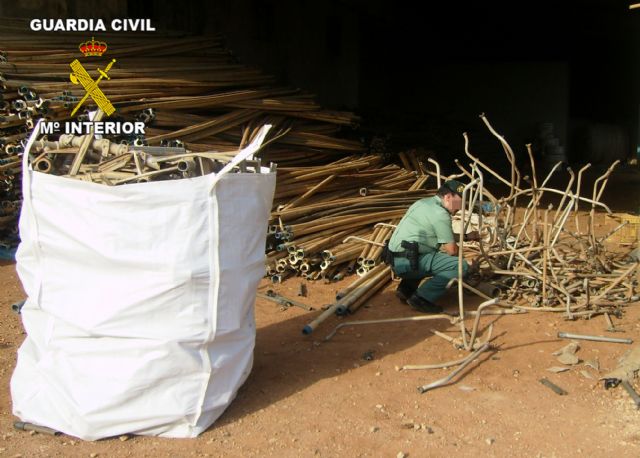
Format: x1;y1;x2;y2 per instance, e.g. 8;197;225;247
69;58;116;117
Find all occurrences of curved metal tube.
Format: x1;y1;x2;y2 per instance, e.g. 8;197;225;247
342;236;384;247
467;298;499;350
458;177;481;349
323;314;456;341
427;157;441;188
553;167;575;224
33;157;52;173
417;342;490;393
574;162;592;234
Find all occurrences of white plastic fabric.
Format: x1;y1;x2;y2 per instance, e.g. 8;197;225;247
11;123;276;440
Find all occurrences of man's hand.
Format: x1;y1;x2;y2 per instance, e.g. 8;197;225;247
441;242;458;256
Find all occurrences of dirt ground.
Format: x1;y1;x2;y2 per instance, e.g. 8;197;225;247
1;173;640;457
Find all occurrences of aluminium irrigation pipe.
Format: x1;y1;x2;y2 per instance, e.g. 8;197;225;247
417;342;491;393
463;135;523;195
336;263;386;299
467;298;500;350
480;113;520;202
431;323;494;351
367;220;402;263
323;314;457;341
549;194;575;249
574;163;592;235
542;206;551;305
302;265;391;334
446;277;493;301
288;210;407;238
346;271;393;314
454;158;500;208
334;266;392;315
427;158;441;188
462;165;483;235
343;236;385;247
458;159;501;251
458;176;481;350
297;227;369;256
504;162;567;268
552;167;575;225
525;144;540;243
283;174;336;210
589;160;620;250
557;332;633;344
358;225;382;264
598;221;629;244
401;352;488;371
589;263;639;305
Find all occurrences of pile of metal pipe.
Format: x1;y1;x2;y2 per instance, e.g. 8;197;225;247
452;114;638;321
266;155;439;284
309;115;638;344
0;21;363;248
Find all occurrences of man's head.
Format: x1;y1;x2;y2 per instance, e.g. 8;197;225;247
437;180;464;214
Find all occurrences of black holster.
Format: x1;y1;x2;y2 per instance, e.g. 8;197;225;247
382;240;393;265
400;240;419;271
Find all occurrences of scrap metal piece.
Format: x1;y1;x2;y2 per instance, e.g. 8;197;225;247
553;341;580;366
417;343;490;394
557;332;633;345
11;299;25;314
547;366;570;373
621;380;640;409
14;421;60;436
362;350;375;361
539;378;568;395
602;345;640;387
584;359;600;372
323;314;456;341
257;290;314;311
604;312;618;332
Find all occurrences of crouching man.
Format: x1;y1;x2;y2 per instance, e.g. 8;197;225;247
384;180;478;313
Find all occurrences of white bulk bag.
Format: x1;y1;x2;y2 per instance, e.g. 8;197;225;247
11;123;276;440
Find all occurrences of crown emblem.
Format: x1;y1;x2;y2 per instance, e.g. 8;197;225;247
79;37;107;57
457;185;464;193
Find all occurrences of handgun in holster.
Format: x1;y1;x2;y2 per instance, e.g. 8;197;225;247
381;240;393;265
400;240;419;271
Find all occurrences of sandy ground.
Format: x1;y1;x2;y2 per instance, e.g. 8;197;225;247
1;164;640;457
1;239;640;458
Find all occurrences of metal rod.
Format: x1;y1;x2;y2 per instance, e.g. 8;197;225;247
539;378;568;395
323;314;456;341
417;342;490;393
13;421;60;436
557;332;633;344
621;381;640;409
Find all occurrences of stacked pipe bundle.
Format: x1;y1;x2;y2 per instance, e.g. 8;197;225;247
0;19;361;247
266;154;438;284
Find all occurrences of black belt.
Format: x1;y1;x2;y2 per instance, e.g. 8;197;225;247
383;240;419;270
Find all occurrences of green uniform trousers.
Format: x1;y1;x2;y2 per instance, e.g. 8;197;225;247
391;251;469;303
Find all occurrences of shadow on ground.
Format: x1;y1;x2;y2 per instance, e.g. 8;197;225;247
213;288;493;427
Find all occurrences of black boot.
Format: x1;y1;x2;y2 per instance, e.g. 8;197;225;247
395;279;419;302
407;294;443;314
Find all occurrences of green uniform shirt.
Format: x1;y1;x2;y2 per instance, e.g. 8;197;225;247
389;195;454;254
